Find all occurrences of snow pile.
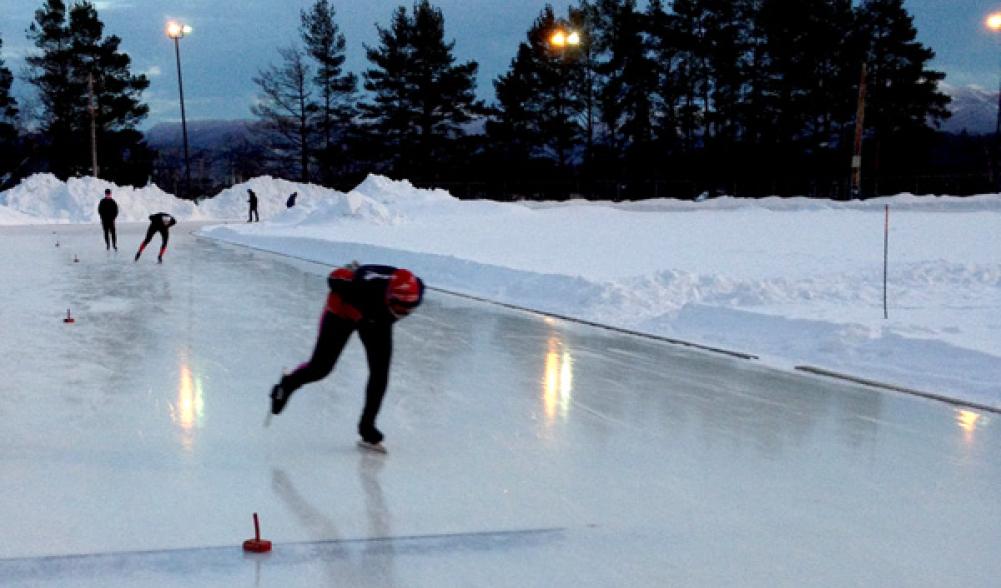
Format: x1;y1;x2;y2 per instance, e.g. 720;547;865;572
2;172;1000;410
0;174;200;223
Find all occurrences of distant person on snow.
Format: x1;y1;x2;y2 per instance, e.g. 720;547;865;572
134;212;177;263
269;263;425;453
247;188;259;222
97;188;119;251
286;192;297;208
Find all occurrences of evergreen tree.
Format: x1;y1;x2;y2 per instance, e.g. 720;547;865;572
26;0;77;177
855;0;949;183
26;0;151;183
646;0;685;153
488;43;539;165
0;36;20;184
300;0;357;182
590;0;659;172
489;5;585;171
252;46;316;182
666;0;710;152
361;1;482;177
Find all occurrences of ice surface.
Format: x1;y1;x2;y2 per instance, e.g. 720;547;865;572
1;224;999;586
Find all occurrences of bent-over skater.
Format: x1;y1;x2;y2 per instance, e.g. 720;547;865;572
134;212;177;263
270;264;425;452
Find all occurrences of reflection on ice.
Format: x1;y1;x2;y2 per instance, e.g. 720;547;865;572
169;353;205;451
955;409;985;445
542;336;574;424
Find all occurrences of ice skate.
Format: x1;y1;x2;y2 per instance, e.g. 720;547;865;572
357;440;388;454
357;423;385;453
270;382;293;415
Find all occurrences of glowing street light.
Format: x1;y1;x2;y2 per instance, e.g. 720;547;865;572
549;29;580;50
166;21;192;39
987;12;1001;31
166;21;193;198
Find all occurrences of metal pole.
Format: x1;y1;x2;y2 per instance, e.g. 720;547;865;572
883;204;889;320
850;63;868;200
173;36;192;199
87;72;99;178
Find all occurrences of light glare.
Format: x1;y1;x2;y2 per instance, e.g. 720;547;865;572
166;21;192;39
550;30;566;48
987;12;1001;31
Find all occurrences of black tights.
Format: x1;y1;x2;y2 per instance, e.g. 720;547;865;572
282;313;393;441
101;221;117;249
138;226;169;258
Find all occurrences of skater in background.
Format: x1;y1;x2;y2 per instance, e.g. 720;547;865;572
134;212;177;263
247;188;259;222
270;263;425;452
286;192;297;208
97;188;119;251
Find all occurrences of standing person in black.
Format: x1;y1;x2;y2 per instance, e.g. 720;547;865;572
247;189;259;222
97;188;119;251
134;212;177;263
269;264;425;453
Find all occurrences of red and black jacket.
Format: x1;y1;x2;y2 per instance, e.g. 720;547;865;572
325;264;421;323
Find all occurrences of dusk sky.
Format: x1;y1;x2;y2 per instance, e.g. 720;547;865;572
0;0;998;128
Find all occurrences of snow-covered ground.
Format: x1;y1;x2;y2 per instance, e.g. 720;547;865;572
3;172;999;410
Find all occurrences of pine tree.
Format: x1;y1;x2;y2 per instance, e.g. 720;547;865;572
26;0;78;177
252;46;316;182
361;1;483;177
855;0;949;184
646;0;684;153
667;0;711;152
489;6;585;171
300;0;357;182
590;0;659;173
0;36;20;182
26;0;151;183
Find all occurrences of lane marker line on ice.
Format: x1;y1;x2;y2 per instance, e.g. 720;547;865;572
795;365;1000;414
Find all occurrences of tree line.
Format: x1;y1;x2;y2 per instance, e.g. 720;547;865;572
0;0;978;200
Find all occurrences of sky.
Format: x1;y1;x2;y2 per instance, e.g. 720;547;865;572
2;171;999;412
1;0;1000;128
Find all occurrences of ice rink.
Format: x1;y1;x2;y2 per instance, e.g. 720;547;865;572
1;224;999;587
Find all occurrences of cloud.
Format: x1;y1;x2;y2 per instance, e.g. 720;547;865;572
145;65;162;78
93;1;134;11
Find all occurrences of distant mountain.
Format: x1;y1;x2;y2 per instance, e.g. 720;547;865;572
940;84;997;135
145;119;258;151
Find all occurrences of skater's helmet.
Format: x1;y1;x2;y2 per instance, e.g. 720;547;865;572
386;269;423;317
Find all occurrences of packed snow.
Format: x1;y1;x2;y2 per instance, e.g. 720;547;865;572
2;172;999;410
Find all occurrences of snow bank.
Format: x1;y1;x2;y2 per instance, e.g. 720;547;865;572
0;174;200;223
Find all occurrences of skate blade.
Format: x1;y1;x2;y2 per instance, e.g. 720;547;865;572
357;440;388;454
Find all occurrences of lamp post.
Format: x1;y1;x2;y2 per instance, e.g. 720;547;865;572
987;13;1001;190
167;21;192;199
548;28;581;171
